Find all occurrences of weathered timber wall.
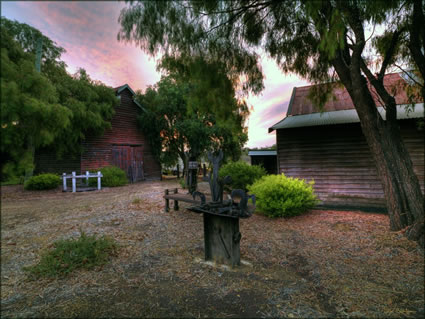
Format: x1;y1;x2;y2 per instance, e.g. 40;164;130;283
276;120;424;211
35;88;161;180
81;88;161;180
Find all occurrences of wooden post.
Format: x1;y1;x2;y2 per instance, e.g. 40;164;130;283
86;171;89;186
173;188;179;211
63;173;67;192
203;214;241;266
203;164;207;178
72;171;76;193
97;171;101;190
164;189;170;212
177;164;180;179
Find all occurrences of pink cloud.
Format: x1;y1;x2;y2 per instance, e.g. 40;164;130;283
3;1;309;148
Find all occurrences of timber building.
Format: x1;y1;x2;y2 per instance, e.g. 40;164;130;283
269;73;424;211
35;84;161;182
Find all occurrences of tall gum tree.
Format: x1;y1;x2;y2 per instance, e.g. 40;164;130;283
1;18;117;180
118;0;424;246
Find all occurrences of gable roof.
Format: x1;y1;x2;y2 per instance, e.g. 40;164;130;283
248;150;277;156
269;104;424;131
269;73;423;132
114;84;145;111
287;73;413;116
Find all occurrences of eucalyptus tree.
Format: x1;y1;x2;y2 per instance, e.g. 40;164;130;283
118;0;424;244
135;74;248;175
1;24;71;180
1;17;117;181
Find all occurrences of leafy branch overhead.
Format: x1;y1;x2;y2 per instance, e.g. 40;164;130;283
119;0;424;245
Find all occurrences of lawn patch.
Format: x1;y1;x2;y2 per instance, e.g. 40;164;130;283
24;231;118;278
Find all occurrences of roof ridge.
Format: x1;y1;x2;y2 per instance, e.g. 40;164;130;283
294;72;403;90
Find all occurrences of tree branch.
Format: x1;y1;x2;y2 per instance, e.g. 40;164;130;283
408;0;425;81
378;28;405;82
360;59;398;123
394;63;424;88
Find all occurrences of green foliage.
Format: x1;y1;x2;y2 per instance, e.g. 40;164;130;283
219;161;266;192
1;17;117;181
24;231;117;278
249;144;276;151
118;0;424;104
89;166;128;187
178;178;187;189
136;73;248;169
1;22;72;180
0;17;66;68
248;174;319;218
45;67;117;156
118;1;425;238
24;173;61;190
1;177;23;186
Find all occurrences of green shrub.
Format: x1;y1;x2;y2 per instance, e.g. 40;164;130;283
1;177;23;186
178;178;187;189
219;161;266;191
89;166;128;187
24;173;61;190
248;174;319;218
24;231;117;278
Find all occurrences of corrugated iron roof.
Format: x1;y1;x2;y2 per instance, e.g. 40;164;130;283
248;150;277;156
287;73;417;116
269;103;424;131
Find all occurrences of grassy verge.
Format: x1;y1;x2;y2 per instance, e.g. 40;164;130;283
24;231;118;278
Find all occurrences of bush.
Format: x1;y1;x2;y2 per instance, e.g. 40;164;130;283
219;161;266;191
178;178;187;189
89;166;128;187
24;173;61;190
24;231;117;278
248;174;319;218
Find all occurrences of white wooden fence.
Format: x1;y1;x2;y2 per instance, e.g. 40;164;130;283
62;171;102;192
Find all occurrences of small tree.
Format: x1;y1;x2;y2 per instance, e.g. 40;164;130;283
136;73;248;177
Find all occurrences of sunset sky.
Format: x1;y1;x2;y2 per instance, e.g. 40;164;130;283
2;1;309;148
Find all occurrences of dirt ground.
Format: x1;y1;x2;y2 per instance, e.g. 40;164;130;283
1;180;424;318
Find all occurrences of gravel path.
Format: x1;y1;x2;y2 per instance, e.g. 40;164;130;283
1;180;424;318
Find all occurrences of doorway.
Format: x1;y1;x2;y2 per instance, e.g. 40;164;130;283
112;145;144;182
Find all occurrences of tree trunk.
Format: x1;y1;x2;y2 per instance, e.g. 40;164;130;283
408;0;425;101
179;152;188;179
343;72;424;244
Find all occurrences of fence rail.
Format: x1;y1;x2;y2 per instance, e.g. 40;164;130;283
62;171;103;192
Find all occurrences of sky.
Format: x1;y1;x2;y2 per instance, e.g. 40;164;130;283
2;1;309;148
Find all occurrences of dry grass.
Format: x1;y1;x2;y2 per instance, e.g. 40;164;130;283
1;181;424;318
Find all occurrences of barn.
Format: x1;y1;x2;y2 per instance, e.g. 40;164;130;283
269;73;424;211
35;84;161;182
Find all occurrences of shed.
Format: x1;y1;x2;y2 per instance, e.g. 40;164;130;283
35;84;161;182
248;150;277;174
269;73;424;211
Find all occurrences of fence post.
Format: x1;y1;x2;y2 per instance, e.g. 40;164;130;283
86;171;89;186
72;171;76;193
164;189;170;212
63;173;67;192
173;188;179;211
97;171;101;190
